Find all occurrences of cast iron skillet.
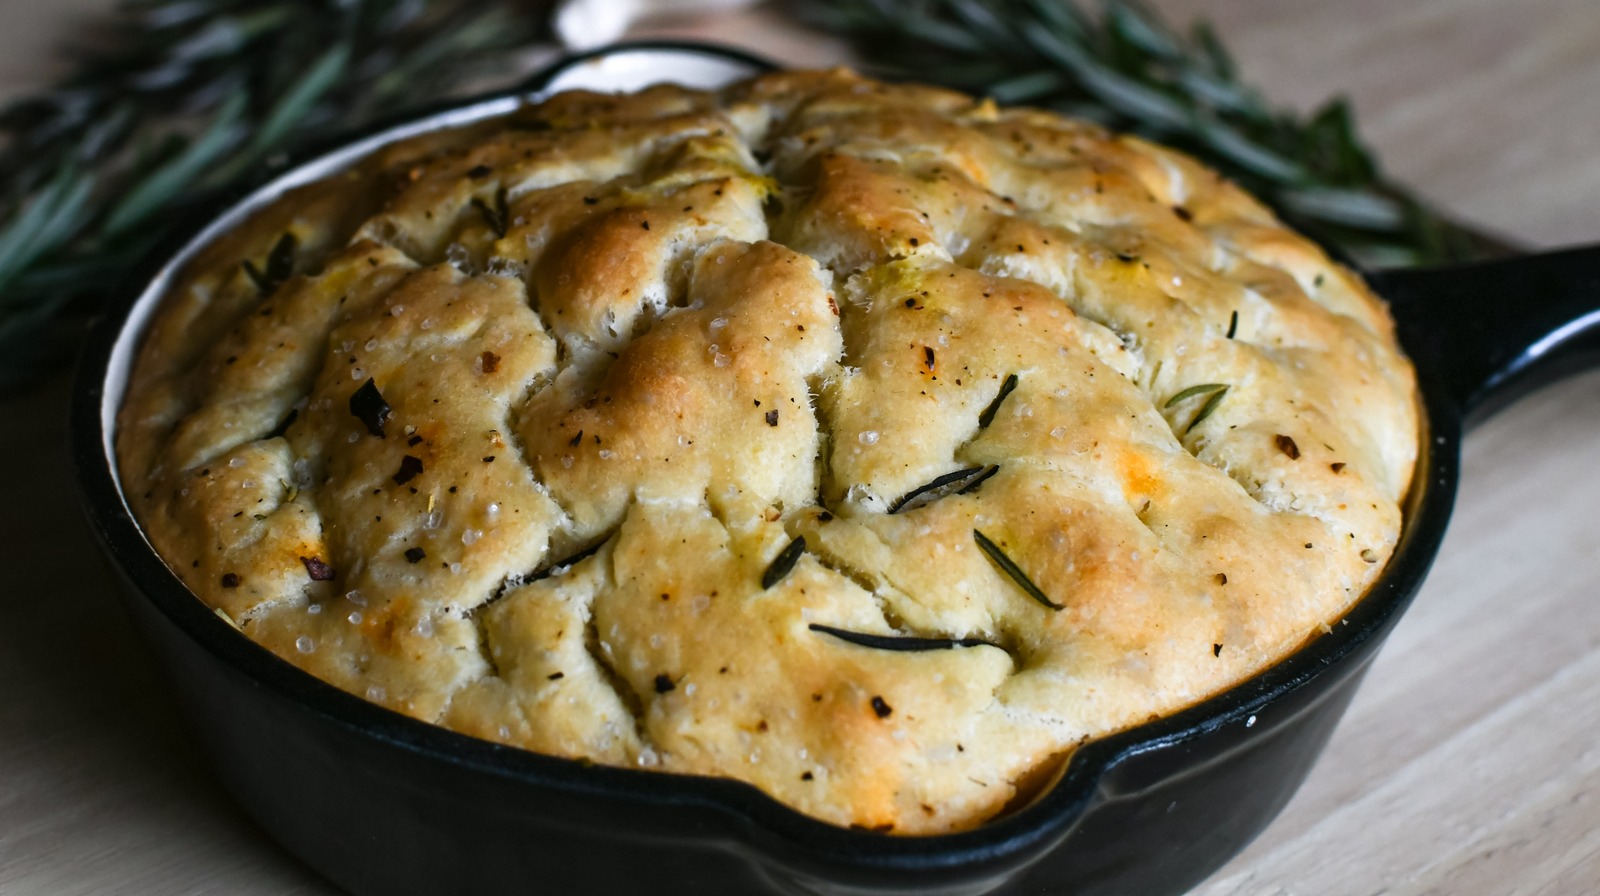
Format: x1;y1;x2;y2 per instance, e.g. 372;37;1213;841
72;43;1600;896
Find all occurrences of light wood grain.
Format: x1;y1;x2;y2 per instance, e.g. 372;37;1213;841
2;2;1597;894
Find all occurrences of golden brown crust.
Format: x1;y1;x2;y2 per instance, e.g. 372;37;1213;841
116;69;1418;834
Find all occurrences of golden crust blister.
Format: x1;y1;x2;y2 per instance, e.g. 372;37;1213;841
117;69;1418;834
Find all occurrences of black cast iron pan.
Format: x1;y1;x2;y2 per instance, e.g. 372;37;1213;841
70;43;1600;896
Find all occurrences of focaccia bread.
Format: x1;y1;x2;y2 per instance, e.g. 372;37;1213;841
117;70;1418;835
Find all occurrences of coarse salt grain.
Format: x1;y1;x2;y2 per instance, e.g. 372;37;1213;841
295;636;316;654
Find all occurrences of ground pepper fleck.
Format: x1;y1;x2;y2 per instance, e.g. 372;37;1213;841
870;696;893;718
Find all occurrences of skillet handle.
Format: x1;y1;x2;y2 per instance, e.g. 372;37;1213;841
1369;244;1600;428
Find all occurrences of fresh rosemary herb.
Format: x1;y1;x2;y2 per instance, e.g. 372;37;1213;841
1164;382;1231;435
241;233;298;298
0;0;558;384
1164;382;1228;408
888;464;999;514
809;623;998;652
1186;385;1229;433
802;0;1508;269
973;529;1063;610
978;373;1019;428
762;535;807;589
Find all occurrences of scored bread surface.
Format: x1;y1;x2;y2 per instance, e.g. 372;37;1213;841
117;70;1418;834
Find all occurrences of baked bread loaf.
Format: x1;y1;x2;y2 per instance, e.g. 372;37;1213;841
117;70;1418;834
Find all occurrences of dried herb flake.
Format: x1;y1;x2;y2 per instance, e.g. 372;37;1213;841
349;378;391;438
392;455;424;485
300;556;335;581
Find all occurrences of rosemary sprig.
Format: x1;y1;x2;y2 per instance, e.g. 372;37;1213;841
1165;382;1229;434
887;464;998;514
809;623;997;651
973;528;1063;610
977;373;1019;428
0;0;555;385
800;0;1510;269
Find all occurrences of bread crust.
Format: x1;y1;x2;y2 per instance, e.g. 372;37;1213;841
117;70;1418;834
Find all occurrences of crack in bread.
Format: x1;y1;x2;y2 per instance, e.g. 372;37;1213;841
116;70;1418;834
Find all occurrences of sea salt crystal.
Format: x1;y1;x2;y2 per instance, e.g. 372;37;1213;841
366;686;386;702
462;528;481;545
348;611;363;624
365;339;379;352
295;636;316;654
858;430;879;445
415;617;435;638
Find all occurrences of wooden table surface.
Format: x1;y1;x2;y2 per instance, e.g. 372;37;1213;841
3;1;1598;893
